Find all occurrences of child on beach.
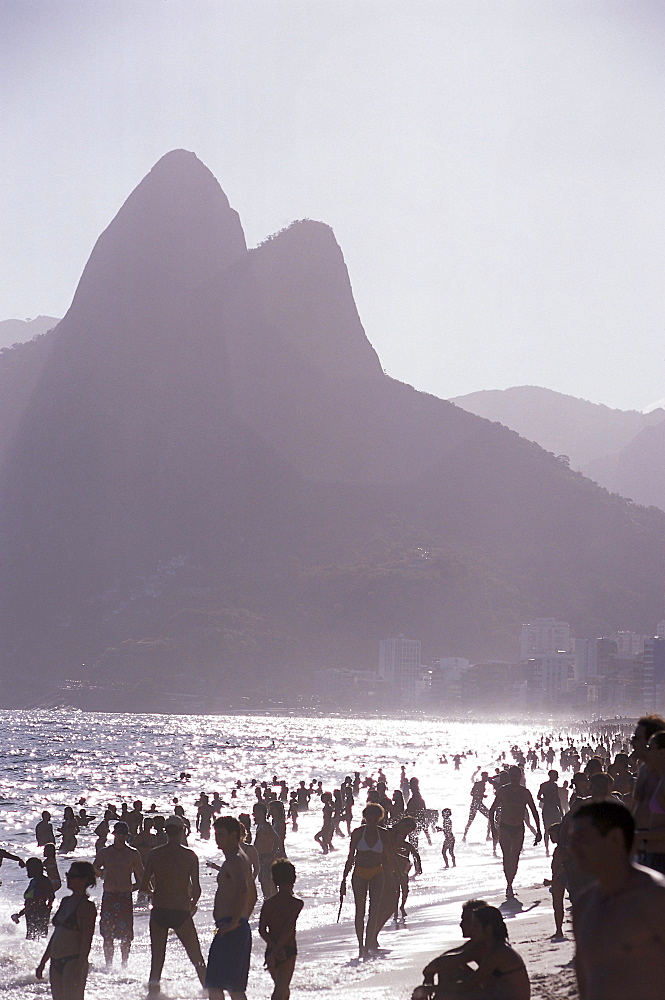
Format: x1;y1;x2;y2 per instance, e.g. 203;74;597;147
259;860;303;1000
287;792;299;832
12;857;55;939
440;808;456;868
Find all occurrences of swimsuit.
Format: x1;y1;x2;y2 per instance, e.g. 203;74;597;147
265;943;297;967
151;907;190;930
205;917;251;992
354;865;383;881
100;891;134;941
51;953;80;976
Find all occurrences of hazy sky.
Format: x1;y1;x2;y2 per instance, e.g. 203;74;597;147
3;1;665;410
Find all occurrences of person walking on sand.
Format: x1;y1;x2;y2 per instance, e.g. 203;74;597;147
571;799;665;1000
341;803;392;959
259;860;303;1000
94;820;143;967
35;860;97;1000
139;814;207;990
206;815;254;1000
489;766;541;899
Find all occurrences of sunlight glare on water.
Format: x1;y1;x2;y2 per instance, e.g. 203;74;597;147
0;711;584;999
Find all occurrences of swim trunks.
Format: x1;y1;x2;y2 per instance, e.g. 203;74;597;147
205;917;251;992
100;891;133;941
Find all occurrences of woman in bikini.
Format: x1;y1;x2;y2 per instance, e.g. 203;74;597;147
429;904;530;999
341;803;392;959
36;860;97;1000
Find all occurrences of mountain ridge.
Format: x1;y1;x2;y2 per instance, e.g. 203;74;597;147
1;152;664;704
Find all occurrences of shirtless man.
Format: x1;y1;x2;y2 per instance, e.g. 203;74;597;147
206;816;254;1000
94;821;143;966
489;766;541;898
139;815;207;990
537;771;563;855
571;800;665;1000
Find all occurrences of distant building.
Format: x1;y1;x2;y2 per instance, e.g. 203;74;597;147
460;661;527;712
614;631;645;657
643;637;665;714
527;652;575;707
379;636;421;702
422;657;470;709
519;618;571;662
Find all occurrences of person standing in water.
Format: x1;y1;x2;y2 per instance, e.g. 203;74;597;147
139;814;207;990
206;815;254;1000
94;821;143;967
36;860;97;1000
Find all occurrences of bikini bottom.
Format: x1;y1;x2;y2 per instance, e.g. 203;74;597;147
265;944;297;967
151;907;190;930
354;866;383;881
51;954;80;976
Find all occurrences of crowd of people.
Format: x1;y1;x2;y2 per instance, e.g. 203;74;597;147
7;714;665;999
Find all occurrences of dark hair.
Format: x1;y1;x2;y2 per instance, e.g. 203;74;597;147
474;905;509;942
637;716;665;740
648;731;665;751
271;859;296;886
214;815;241;838
589;772;613;791
461;898;489;914
394;816;417;834
362;803;385;822
26;857;44;876
547;822;561;844
68;860;96;888
574;800;635;852
238;813;252;843
584;758;603;776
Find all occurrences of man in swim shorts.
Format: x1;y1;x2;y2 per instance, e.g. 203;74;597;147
489;766;541;899
94;821;143;966
139;815;207;990
206;815;254;1000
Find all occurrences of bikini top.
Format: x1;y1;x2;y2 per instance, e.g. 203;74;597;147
357;829;383;853
52;895;82;930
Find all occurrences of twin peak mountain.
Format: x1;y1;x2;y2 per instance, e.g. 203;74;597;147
1;150;664;697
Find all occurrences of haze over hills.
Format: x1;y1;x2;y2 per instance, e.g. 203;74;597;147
453;386;665;511
0;315;60;349
1;150;665;707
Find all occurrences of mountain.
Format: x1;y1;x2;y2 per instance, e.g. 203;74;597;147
0;315;60;349
1;150;665;706
585;420;665;510
452;386;665;470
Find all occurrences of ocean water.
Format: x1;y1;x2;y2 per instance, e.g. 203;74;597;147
0;711;584;999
